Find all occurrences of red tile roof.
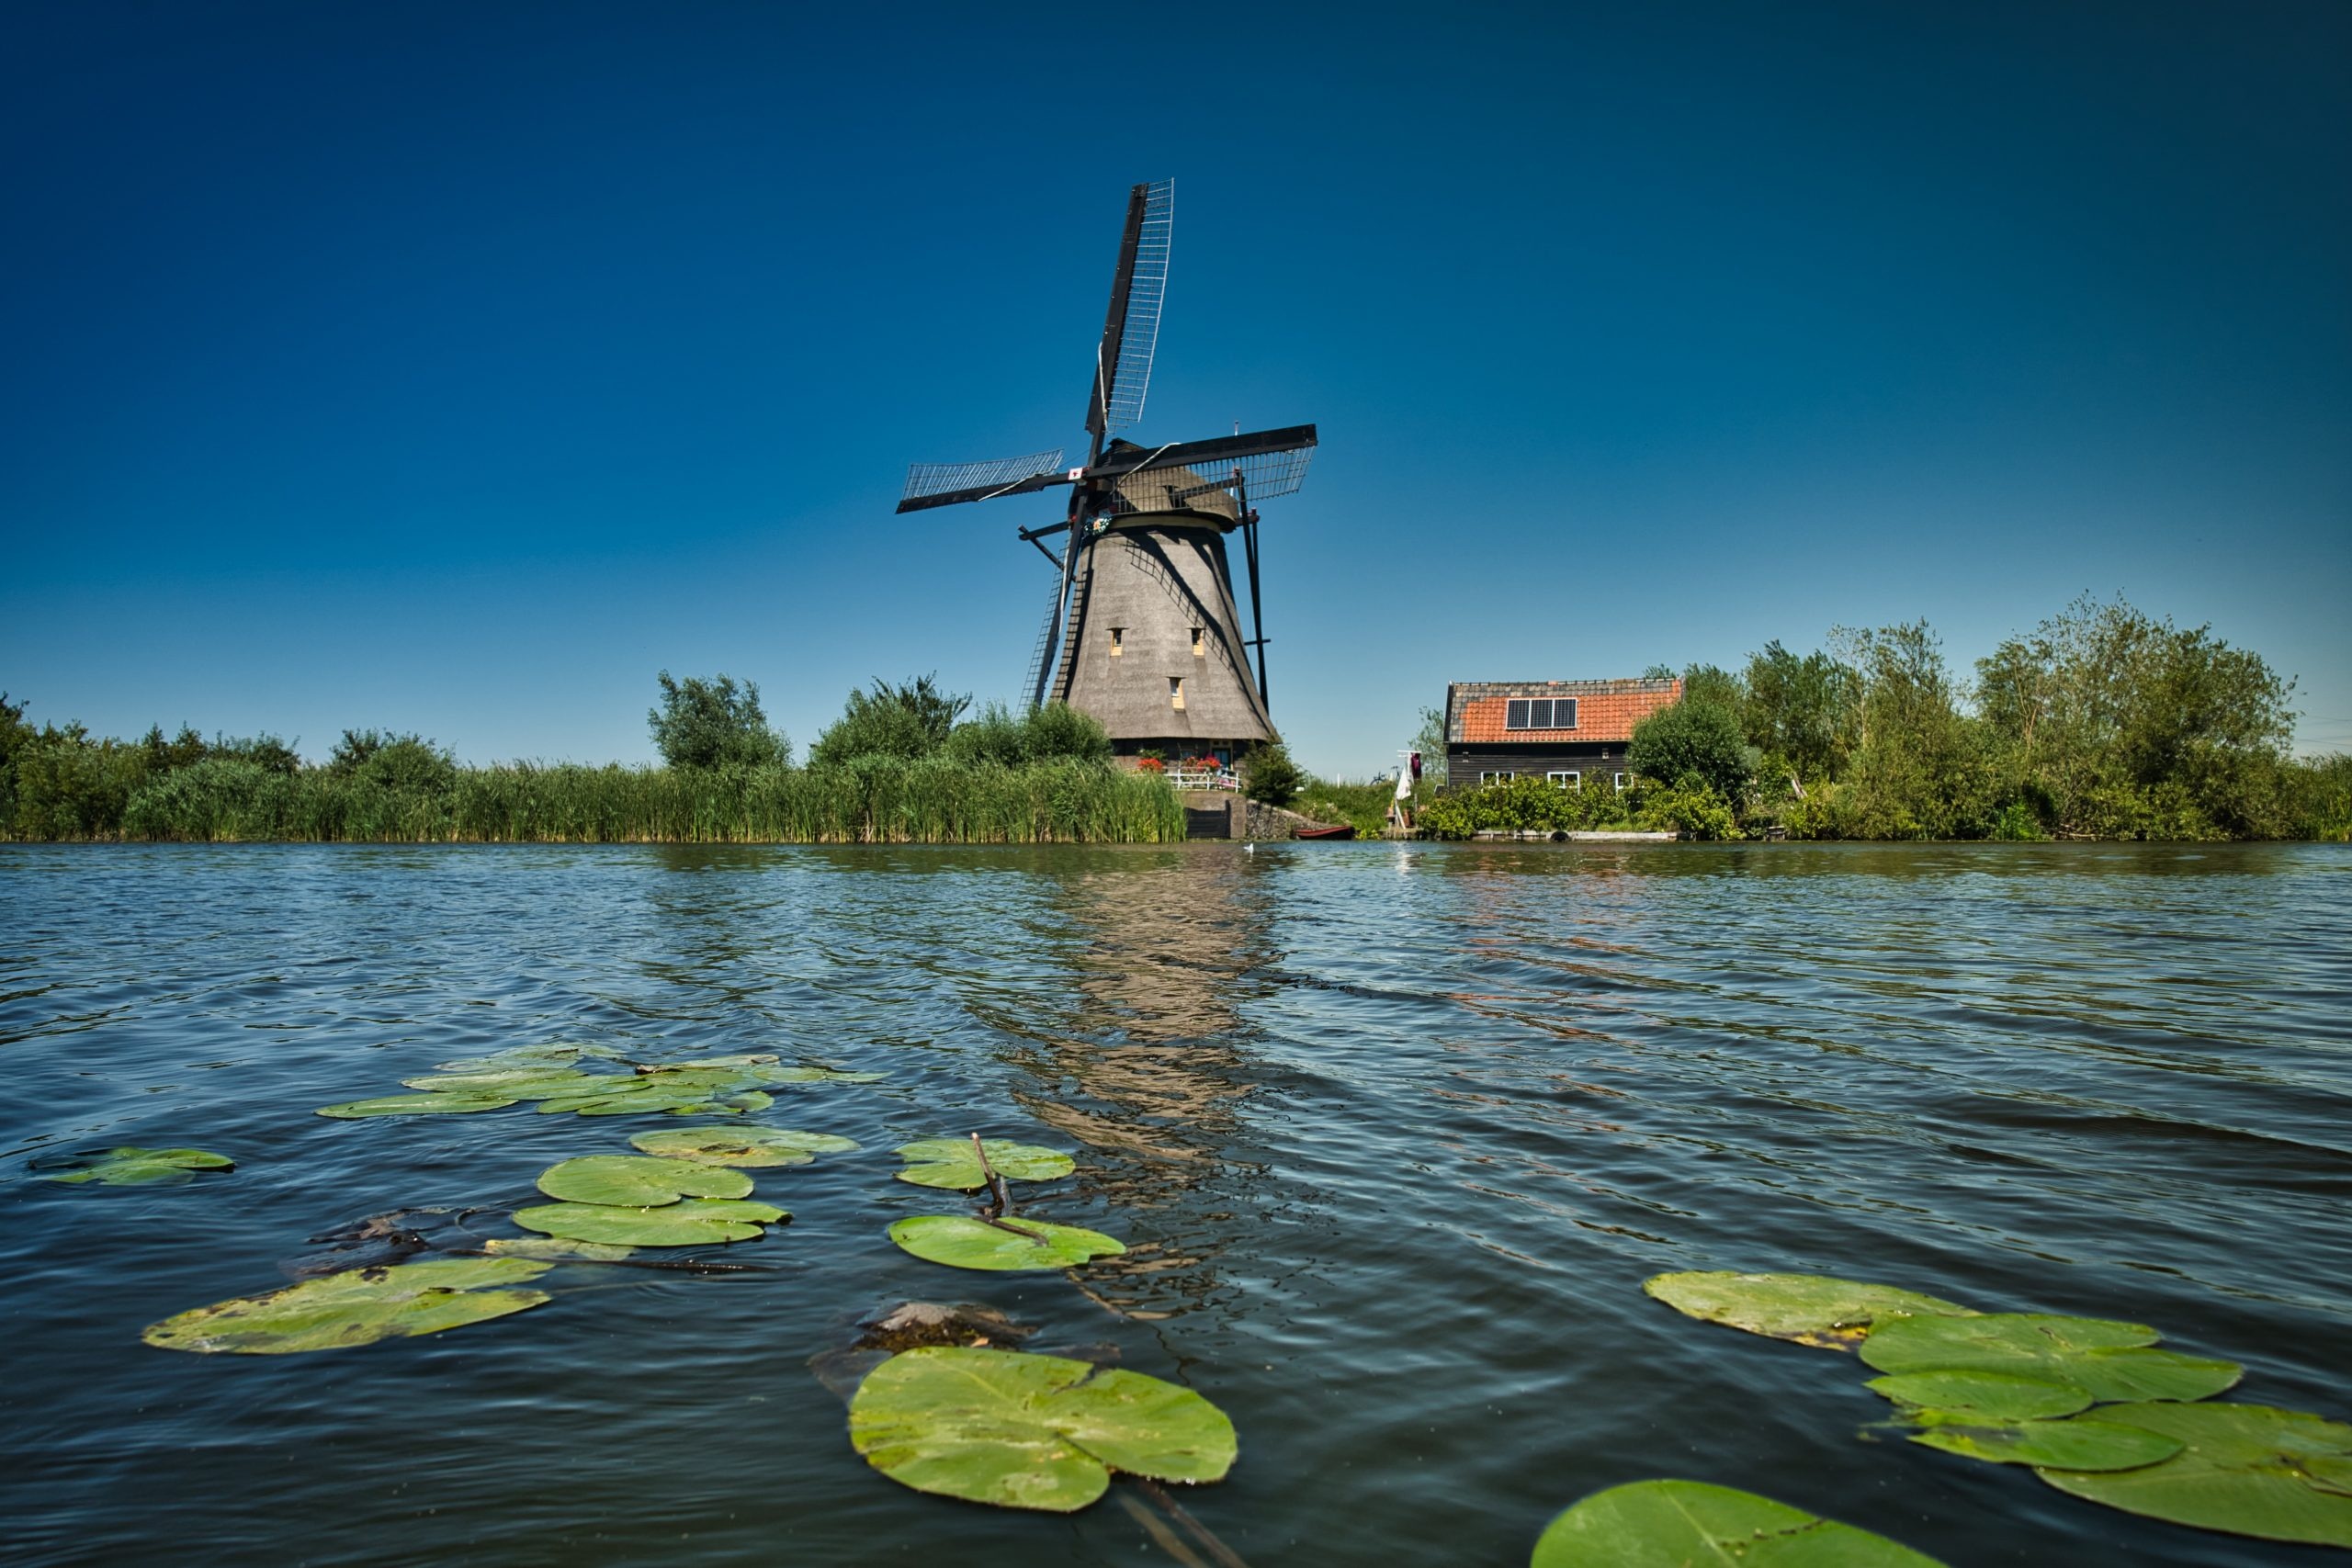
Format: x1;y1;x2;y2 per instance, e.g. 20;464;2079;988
1447;678;1683;744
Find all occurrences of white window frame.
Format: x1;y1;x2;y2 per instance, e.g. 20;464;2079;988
1613;772;1629;791
1479;770;1516;785
1547;771;1580;790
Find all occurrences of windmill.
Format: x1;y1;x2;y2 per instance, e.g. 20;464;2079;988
896;179;1317;762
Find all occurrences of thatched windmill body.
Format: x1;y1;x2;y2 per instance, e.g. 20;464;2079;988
897;180;1317;763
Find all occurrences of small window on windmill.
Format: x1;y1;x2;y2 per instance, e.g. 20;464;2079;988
1191;626;1204;657
1169;676;1185;711
1110;626;1125;657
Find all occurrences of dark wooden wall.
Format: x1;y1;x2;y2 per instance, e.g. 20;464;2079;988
1446;741;1631;786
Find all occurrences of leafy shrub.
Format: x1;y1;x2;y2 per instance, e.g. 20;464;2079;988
1626;698;1751;802
648;673;789;770
1242;742;1304;807
809;674;968;768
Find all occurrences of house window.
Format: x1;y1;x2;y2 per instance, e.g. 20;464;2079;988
1479;770;1516;784
1109;627;1125;656
1613;773;1628;791
1505;697;1578;730
1548;771;1580;790
1169;676;1184;711
1191;626;1204;657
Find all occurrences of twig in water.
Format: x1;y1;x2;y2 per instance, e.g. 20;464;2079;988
1138;1477;1252;1568
1118;1490;1212;1568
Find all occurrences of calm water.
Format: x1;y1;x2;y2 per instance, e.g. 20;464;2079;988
3;842;2348;1566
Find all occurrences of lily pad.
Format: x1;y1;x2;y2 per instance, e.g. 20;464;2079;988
763;1067;886;1084
1641;1271;1976;1348
435;1043;624;1071
2038;1402;2352;1546
537;1086;719;1116
45;1147;235;1186
1529;1480;1946;1567
143;1257;552;1354
514;1197;786;1247
535;1155;754;1206
317;1092;517;1118
1858;1313;2241;1402
481;1236;638;1261
1868;1370;2093;1421
849;1346;1235;1512
894;1138;1077;1191
1907;1415;2183;1471
401;1070;626;1098
629;1126;860;1167
888;1215;1125;1272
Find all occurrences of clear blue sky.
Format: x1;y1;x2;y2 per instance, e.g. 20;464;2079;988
4;0;2346;773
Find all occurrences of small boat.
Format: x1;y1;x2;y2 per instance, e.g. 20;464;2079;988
1295;824;1356;840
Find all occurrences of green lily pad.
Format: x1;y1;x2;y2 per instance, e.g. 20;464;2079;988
2039;1403;2352;1545
535;1155;754;1206
481;1236;638;1261
629;1126;860;1167
1907;1415;2183;1470
1529;1480;1947;1567
888;1215;1125;1271
45;1147;235;1186
435;1043;624;1069
894;1138;1077;1191
849;1346;1235;1512
514;1197;786;1247
763;1067;885;1084
317;1092;517;1118
143;1257;552;1354
1868;1370;2093;1421
401;1070;627;1098
1858;1313;2240;1402
1641;1271;1976;1348
537;1086;718;1116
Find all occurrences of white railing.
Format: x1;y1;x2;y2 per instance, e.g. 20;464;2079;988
1169;768;1240;792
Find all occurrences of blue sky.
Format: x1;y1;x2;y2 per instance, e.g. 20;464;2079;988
3;0;2346;773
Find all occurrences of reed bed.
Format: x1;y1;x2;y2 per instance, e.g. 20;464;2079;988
117;758;1188;844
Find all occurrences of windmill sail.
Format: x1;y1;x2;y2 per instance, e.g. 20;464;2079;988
1086;179;1174;443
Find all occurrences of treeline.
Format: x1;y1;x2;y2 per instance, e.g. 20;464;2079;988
1423;596;2351;841
0;678;1185;844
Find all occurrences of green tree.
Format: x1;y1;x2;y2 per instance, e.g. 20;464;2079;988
648;672;790;770
1242;741;1305;807
808;674;969;769
943;702;1112;767
1834;621;1996;838
1412;705;1448;787
1627;698;1751;802
1742;641;1860;784
330;729;459;795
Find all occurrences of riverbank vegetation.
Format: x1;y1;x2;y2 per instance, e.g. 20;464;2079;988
1419;596;2350;841
0;681;1183;843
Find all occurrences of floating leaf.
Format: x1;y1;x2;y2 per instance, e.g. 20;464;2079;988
764;1067;885;1084
1529;1480;1946;1567
2038;1403;2352;1546
631;1066;760;1090
1641;1271;1975;1348
142;1257;552;1355
1859;1313;2240;1402
629;1126;860;1167
1907;1415;2183;1471
535;1155;753;1206
401;1070;626;1098
481;1236;638;1261
317;1092;516;1118
45;1147;235;1186
849;1346;1235;1512
894;1138;1077;1191
514;1197;786;1247
715;1091;773;1114
1868;1370;2092;1421
537;1086;715;1116
435;1043;625;1071
888;1216;1125;1272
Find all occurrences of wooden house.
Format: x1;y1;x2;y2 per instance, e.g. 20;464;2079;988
1442;677;1684;790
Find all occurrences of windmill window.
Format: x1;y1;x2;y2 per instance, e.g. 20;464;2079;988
1191;626;1204;657
1169;676;1185;711
1548;771;1580;790
1109;627;1125;656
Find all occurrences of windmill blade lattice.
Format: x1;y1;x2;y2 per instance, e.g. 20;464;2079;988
1101;178;1173;435
901;450;1065;506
